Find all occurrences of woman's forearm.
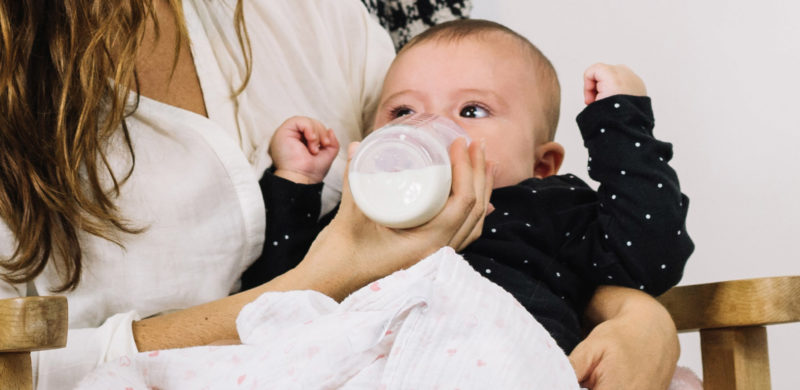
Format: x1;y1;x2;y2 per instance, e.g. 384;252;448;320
131;234;358;351
132;268;301;351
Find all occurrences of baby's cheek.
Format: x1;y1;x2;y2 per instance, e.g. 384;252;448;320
492;170;515;189
497;159;536;188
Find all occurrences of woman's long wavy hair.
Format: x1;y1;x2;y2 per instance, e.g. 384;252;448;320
0;0;251;292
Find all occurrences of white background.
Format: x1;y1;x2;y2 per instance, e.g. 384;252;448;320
472;0;800;387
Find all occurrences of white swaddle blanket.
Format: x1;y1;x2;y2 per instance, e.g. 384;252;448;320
75;247;579;389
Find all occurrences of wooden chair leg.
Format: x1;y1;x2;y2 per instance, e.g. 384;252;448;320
700;326;771;390
0;351;33;390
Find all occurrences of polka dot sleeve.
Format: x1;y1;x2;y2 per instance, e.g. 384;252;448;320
568;95;694;295
240;170;332;290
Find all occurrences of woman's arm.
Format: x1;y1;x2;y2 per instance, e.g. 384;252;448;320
133;138;492;351
569;285;679;390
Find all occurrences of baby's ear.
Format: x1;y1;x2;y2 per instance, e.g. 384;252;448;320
533;142;565;178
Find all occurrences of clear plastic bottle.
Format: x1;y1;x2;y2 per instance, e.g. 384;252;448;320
348;113;470;228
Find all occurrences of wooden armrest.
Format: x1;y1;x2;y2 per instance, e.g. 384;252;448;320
658;276;800;390
657;276;800;332
1;296;68;390
0;296;68;352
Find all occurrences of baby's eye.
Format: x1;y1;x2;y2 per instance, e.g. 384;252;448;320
460;105;489;119
390;106;415;119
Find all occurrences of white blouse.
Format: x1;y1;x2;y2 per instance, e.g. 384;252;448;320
0;0;395;388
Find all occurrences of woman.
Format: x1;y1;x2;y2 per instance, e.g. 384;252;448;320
0;1;677;389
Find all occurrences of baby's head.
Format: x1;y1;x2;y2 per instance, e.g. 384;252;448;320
373;19;565;188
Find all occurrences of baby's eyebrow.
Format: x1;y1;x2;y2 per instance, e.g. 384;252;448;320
381;89;424;105
454;88;509;109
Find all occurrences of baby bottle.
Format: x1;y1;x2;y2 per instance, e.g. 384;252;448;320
348;113;470;228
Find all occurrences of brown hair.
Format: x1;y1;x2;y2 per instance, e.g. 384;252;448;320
0;0;251;292
400;19;561;141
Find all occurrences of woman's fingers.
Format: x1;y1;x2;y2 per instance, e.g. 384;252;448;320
448;139;482;249
485;162;495;214
406;137;471;248
459;159;495;250
444;138;490;250
458;143;494;250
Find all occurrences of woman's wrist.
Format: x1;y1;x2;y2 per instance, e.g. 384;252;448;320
584;285;679;358
584;285;665;325
293;221;376;301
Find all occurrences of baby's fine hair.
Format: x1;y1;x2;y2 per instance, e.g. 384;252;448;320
400;19;561;141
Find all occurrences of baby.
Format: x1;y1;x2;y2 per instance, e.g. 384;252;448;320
244;19;694;354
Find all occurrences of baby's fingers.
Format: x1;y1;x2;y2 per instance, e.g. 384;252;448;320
583;63;602;105
324;128;340;150
290;116;329;155
300;122;321;154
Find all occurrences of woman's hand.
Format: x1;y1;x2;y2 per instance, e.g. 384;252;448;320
569;285;679;390
297;138;494;301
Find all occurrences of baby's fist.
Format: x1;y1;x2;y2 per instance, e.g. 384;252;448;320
269;116;340;184
583;63;647;105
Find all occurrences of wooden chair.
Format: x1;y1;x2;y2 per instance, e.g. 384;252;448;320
0;296;68;390
658;275;800;390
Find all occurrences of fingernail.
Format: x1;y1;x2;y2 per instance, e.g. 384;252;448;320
480;138;486;151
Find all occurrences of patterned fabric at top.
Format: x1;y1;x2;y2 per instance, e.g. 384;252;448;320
360;0;473;49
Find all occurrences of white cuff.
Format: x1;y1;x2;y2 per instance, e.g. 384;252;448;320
33;310;141;390
102;310;141;363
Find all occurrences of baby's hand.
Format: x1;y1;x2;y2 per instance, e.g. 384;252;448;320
269;116;340;184
583;63;647;105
